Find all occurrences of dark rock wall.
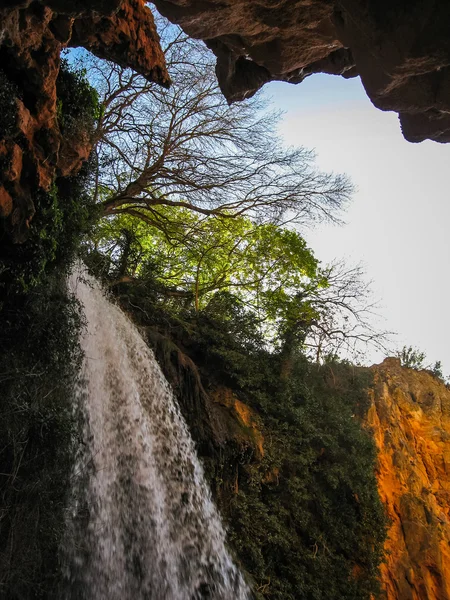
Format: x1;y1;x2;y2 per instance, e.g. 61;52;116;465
153;0;450;143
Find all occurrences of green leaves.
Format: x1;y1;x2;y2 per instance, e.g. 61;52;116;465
56;58;99;136
197;333;388;600
88;207;325;345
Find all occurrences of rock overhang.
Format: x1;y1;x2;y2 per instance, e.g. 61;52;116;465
153;0;450;144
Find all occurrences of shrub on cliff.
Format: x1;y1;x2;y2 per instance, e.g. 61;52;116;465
189;317;387;599
397;345;448;383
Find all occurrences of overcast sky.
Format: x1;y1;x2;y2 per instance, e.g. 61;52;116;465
267;75;450;371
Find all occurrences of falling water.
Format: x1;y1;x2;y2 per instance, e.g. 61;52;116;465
63;266;250;600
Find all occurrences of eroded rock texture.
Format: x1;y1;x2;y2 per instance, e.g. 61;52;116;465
153;0;450;143
368;358;450;600
0;0;168;242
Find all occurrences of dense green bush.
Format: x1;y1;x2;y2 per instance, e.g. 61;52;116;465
228;363;385;599
188;312;387;599
56;57;100;136
0;275;83;599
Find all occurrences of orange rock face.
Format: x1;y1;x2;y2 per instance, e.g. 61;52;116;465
367;358;450;600
210;386;264;460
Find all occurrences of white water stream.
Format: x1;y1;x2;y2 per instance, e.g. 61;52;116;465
63;267;250;600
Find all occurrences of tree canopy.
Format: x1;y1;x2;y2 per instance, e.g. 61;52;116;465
86;207;386;359
89;209;320;307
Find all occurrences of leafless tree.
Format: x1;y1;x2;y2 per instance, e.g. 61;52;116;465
304;261;392;362
75;16;352;230
72;15;390;361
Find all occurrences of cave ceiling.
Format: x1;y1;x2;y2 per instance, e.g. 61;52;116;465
153;0;450;144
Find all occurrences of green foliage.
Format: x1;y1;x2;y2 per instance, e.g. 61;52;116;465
0;160;97;294
431;360;444;380
396;345;448;383
397;345;427;370
1;59;100;295
87;209;326;344
56;58;99;136
194;318;386;599
87;202;386;360
0;275;83;599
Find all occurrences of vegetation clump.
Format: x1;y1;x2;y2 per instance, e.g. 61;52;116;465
0;60;98;599
56;57;100;137
397;345;448;383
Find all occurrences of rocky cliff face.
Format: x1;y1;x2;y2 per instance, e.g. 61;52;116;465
0;0;168;243
154;0;450;144
368;358;450;600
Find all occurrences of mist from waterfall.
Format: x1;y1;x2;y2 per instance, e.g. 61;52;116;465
63;266;250;600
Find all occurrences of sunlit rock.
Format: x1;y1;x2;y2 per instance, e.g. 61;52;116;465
367;358;450;600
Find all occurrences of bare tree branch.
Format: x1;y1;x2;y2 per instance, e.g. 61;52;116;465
77;15;352;229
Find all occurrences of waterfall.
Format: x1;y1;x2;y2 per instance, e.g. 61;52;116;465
63;266;250;600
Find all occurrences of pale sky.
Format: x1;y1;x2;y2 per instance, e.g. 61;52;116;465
267;75;450;372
